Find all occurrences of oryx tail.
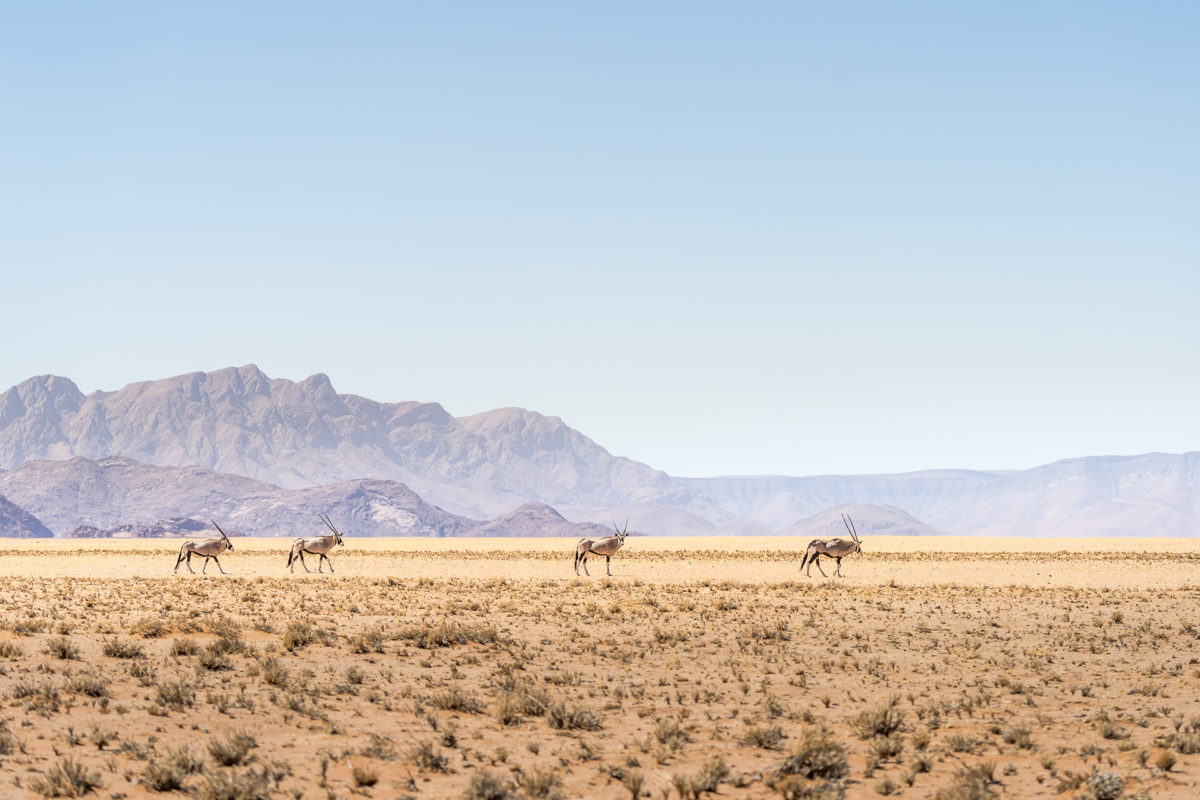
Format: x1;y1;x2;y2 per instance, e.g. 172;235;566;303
799;539;822;572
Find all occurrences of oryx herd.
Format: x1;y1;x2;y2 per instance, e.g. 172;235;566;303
174;514;865;579
174;515;346;575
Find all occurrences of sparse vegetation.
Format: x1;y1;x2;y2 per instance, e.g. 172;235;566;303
0;538;1193;798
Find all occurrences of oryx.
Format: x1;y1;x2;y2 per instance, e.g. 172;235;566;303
286;513;345;573
174;521;235;575
574;520;628;577
799;513;862;578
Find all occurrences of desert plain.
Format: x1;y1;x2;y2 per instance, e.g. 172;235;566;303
0;537;1197;800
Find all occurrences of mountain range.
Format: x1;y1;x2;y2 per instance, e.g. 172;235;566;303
0;366;1196;537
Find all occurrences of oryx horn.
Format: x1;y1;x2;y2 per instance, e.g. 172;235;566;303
212;521;230;541
842;513;859;543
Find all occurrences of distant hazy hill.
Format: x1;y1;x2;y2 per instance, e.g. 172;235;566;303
0;456;609;538
1;367;1197;536
779;503;945;538
682;452;1200;536
466;503;616;538
0;494;52;538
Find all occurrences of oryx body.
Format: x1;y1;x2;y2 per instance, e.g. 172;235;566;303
800;514;862;578
174;522;234;575
287;513;345;573
574;521;628;577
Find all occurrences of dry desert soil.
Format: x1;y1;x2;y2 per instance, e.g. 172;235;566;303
0;536;1197;800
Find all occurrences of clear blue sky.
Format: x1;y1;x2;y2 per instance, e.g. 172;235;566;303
2;3;1197;477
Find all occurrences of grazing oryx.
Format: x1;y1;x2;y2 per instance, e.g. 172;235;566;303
574;520;628;577
286;513;345;573
174;521;235;575
799;513;862;578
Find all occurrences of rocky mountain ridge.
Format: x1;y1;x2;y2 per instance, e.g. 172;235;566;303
0;366;679;520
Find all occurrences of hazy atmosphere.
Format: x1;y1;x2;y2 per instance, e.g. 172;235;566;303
3;3;1197;478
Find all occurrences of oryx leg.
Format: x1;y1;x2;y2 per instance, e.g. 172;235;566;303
201;555;210;574
605;555;612;577
211;556;226;575
811;554;828;578
834;556;843;578
184;551;196;574
580;552;590;576
174;550;189;574
296;550;311;573
319;553;334;573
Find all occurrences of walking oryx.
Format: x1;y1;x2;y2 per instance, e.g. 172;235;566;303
574;520;628;577
799;513;862;578
174;521;235;575
286;513;345;573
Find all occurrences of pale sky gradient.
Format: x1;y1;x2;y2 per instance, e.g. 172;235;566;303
2;3;1197;478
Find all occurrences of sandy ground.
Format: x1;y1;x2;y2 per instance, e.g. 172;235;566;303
0;537;1198;799
1;536;1197;589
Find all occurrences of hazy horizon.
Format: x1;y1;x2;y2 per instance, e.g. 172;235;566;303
3;4;1197;478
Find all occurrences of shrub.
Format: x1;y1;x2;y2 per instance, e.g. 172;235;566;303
101;638;144;659
743;723;786;750
411;741;449;773
198;646;233;671
169;638;201;656
281;622;315;651
462;770;516;800
1081;771;1124;800
352;763;378;787
207;731;256;766
155;680;196;710
524;767;564;800
349;628;386;654
44;636;80;661
29;757;102;797
143;747;204;792
545;700;602;731
87;726;117;750
1002;726;1034;749
935;763;997;800
0;724;21;756
258;656;289;687
430;687;486;714
191;767;272;800
773;728;849;782
132;618;169;638
67;673;108;698
854;696;904;739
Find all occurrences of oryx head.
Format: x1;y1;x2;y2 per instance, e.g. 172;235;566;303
320;512;345;546
212;521;233;551
611;518;629;545
842;513;862;554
